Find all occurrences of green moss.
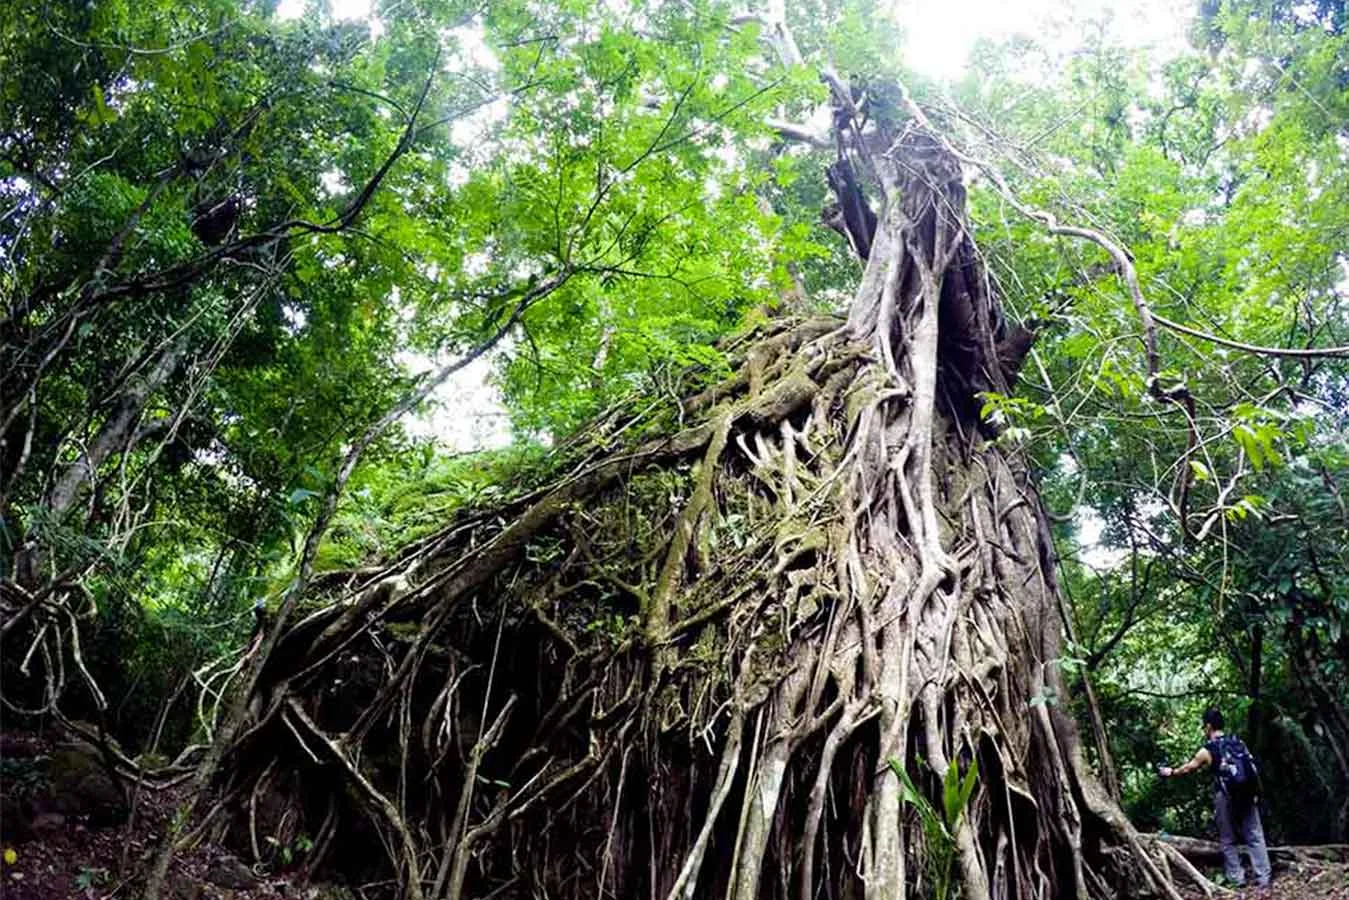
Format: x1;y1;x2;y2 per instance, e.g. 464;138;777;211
384;621;424;641
845;377;879;429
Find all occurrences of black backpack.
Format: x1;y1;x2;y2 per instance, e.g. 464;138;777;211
1213;735;1260;807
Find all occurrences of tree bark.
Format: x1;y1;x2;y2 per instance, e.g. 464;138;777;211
11;337;185;590
193;123;1187;900
1153;834;1349;866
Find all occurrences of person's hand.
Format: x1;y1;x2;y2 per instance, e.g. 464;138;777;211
1159;766;1173;778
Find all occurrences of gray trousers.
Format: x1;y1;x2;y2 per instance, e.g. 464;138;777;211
1214;790;1271;886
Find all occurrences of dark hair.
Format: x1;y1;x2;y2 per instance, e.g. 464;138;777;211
1202;708;1224;730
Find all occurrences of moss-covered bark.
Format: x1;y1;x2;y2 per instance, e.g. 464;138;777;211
203;130;1202;900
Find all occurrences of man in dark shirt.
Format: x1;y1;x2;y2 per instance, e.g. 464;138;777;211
1159;707;1271;888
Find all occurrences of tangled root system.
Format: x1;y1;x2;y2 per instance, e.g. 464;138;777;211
207;130;1200;900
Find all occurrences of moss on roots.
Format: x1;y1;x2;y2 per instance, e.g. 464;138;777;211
208;131;1199;900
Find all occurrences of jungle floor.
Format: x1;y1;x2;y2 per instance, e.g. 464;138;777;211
2;728;300;900
1175;867;1349;899
2;726;1346;899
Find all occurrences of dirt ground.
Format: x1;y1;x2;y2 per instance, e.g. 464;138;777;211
1262;865;1349;899
6;814;1345;900
0;782;300;900
2;728;1347;899
1176;864;1349;899
0;729;314;900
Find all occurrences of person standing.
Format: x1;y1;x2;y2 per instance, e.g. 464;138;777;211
1159;707;1272;888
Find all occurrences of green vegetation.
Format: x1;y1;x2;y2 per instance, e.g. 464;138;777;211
890;756;980;900
1;0;1346;896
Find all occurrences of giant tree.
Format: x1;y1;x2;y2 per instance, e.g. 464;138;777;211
6;0;1347;898
176;6;1267;900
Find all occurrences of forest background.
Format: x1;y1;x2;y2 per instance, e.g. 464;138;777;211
1;0;1347;889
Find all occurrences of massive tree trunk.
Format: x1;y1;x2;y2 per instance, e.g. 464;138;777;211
206;128;1187;900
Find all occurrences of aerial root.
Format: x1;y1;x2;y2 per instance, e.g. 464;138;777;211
195;311;1185;900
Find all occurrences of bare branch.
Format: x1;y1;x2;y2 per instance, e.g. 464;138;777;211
766;118;830;147
1152;311;1349;358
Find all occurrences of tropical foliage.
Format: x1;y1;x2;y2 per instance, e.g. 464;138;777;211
1;0;1346;894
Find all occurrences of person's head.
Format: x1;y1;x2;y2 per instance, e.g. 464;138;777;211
1202;707;1225;739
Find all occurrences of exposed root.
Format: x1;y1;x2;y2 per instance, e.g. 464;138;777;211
189;129;1184;900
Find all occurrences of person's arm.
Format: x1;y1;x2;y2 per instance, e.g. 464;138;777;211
1160;747;1212;778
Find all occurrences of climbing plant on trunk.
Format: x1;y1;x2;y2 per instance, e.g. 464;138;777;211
195;64;1214;900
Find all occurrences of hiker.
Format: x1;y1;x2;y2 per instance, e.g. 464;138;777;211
1159;707;1272;888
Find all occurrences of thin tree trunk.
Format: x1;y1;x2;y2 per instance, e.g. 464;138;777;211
12;338;185;589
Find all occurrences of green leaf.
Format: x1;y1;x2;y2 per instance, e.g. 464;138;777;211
959;757;980;815
289;488;318;506
84;83;118;126
887;758;948;839
943;758;961;827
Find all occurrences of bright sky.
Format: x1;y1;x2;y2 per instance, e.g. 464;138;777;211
280;0;1193;81
275;0;368;21
892;0;1192;79
895;0;1192;77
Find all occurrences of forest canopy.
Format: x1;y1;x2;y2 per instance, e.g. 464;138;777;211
1;0;1347;898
